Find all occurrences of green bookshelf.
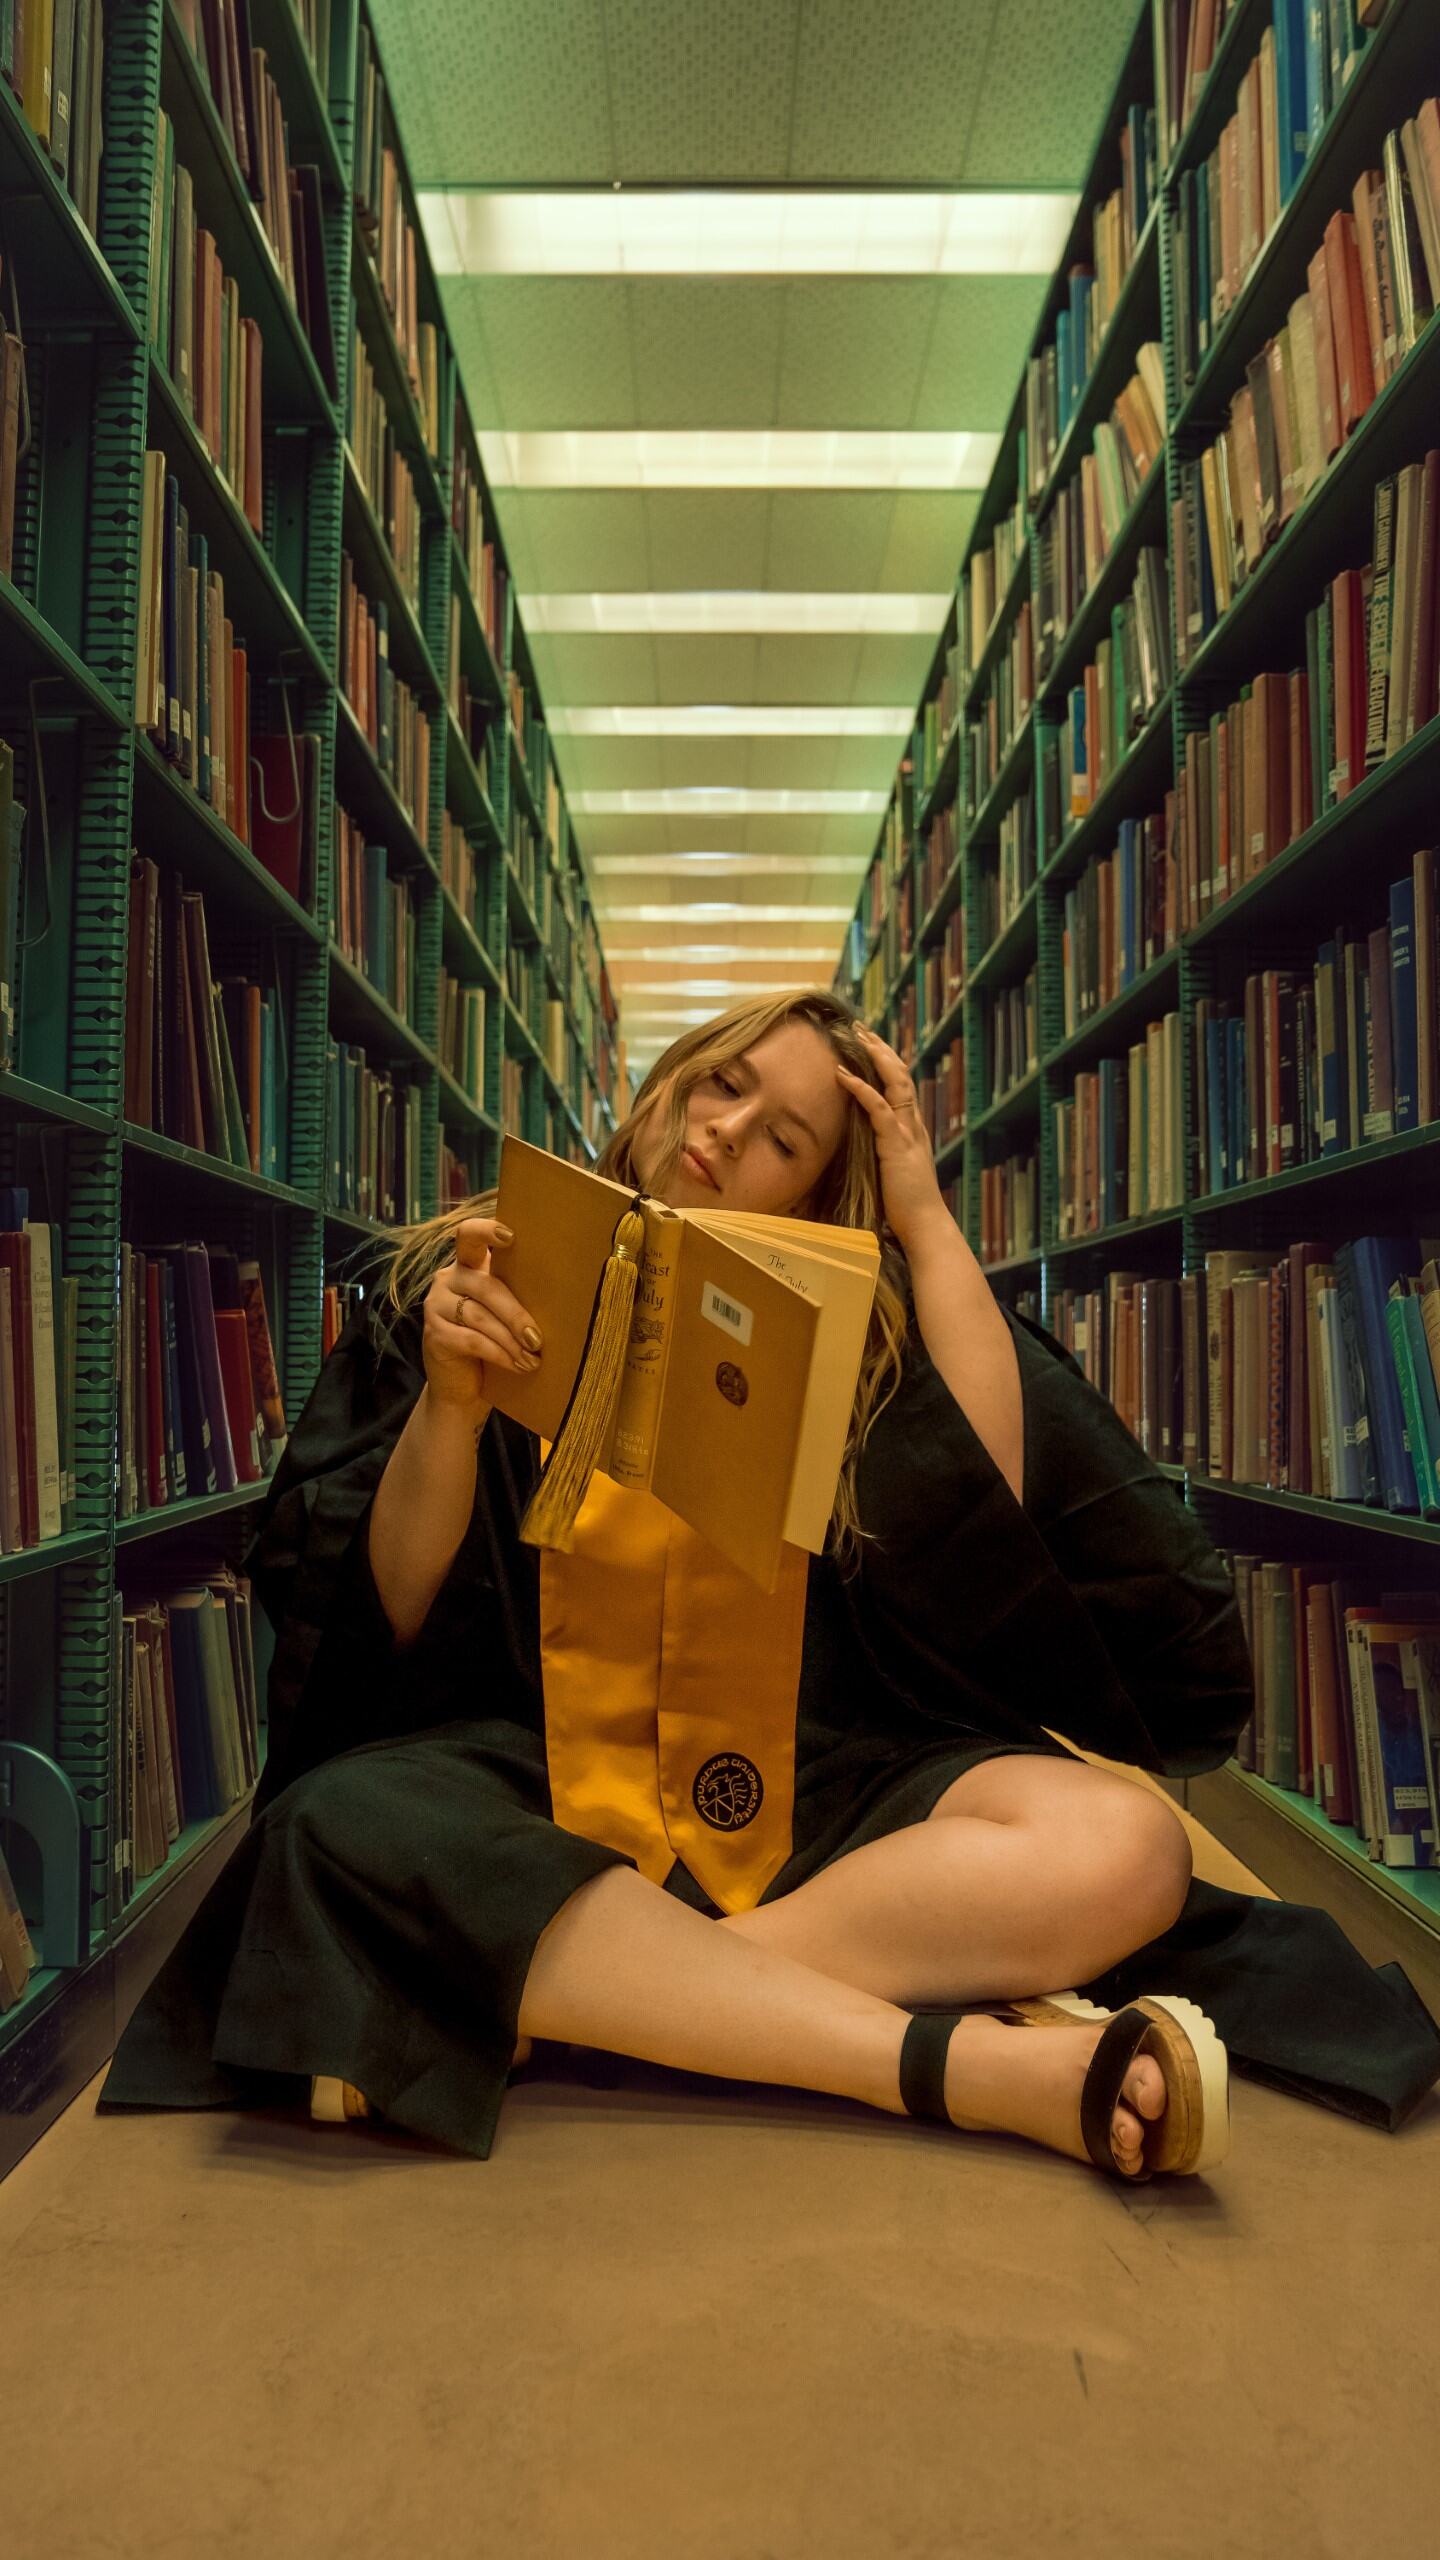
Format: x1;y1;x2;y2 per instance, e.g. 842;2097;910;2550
0;0;620;2171
836;0;1440;1967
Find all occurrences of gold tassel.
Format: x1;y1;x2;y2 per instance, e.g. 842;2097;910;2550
519;1199;649;1554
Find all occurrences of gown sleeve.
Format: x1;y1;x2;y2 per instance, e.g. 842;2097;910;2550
852;1302;1253;1779
242;1295;544;1816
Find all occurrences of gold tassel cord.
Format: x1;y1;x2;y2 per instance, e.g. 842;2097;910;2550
519;1200;649;1554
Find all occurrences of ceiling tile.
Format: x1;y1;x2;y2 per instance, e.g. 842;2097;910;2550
958;2;1141;183
604;0;803;180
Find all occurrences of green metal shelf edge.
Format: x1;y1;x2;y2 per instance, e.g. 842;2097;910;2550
964;537;1033;720
439;884;503;996
324;1206;391;1245
444;712;503;855
1196;1477;1440;1549
1029;202;1162;532
1188;714;1440;952
149;352;332;685
449;533;508;716
0;1072;114;1134
334;693;436;874
917;984;966;1069
1170;0;1427;438
1043;683;1174;886
162;0;338;430
980;1248;1042;1280
0;574;128;728
509;729;547;845
121;1120;314;1207
328;941;434;1067
1192;1118;1440;1217
115;1480;269;1544
1162;0;1269;188
1046;938;1181;1076
248;0;346;197
1215;1761;1440;1936
348;217;446;523
915;720;961;833
934;1129;966;1180
0;1529;107;1585
1046;1202;1184;1263
1036;453;1167;714
968;1064;1042;1142
436;1064;498;1137
0;72;142;340
965;707;1036;845
134;735;325;942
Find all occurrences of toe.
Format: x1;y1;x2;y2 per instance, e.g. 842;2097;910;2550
1123;2054;1166;2120
1111;2099;1144;2167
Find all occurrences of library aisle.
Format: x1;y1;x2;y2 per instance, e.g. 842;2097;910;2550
5;0;1440;2542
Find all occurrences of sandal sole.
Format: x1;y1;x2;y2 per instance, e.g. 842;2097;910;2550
1002;1991;1231;2178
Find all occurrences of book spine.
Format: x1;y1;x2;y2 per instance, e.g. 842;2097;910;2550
608;1209;683;1492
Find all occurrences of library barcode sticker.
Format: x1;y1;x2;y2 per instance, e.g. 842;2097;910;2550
701;1279;753;1347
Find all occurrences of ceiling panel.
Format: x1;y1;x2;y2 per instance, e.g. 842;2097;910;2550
531;630;935;706
573;808;882;860
552;734;899;792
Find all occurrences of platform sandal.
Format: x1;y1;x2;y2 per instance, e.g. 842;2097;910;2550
898;1991;1230;2181
310;2075;374;2124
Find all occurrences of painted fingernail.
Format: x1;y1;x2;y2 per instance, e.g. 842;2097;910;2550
520;1352;540;1371
494;1222;515;1244
522;1326;543;1351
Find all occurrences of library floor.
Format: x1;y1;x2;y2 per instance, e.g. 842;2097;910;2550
5;1776;1439;2560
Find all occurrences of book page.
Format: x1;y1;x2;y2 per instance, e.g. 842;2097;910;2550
709;1228;878;1550
650;1225;817;1589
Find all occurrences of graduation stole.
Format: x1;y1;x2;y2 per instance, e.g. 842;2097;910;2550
538;1454;809;1915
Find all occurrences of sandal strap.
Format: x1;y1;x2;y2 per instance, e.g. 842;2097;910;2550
899;2009;969;2124
1080;2006;1158;2175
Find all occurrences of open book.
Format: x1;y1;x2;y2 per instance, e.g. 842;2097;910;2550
487;1138;881;1588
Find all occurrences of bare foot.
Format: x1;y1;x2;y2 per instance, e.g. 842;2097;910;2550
941;2012;1166;2176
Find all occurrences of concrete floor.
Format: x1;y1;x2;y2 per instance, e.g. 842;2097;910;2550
6;1773;1439;2560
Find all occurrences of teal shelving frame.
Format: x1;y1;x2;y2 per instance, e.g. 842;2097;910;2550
836;0;1440;1953
0;0;620;2170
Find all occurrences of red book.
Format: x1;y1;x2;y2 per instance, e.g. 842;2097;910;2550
1288;670;1313;840
248;735;306;901
1307;244;1342;461
1323;210;1375;433
213;1309;263;1483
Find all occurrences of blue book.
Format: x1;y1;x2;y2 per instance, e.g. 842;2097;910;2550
1273;0;1310;202
1068;273;1093;402
1226;1015;1247;1187
1387;1294;1440;1517
1056;309;1072;434
1204;1014;1224;1193
1333;1243;1382;1503
1351;1236;1422;1511
158;1256;185;1501
1389;875;1419;1132
1304;2;1329;147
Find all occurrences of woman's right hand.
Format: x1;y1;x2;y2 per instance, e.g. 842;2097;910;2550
421;1216;543;1412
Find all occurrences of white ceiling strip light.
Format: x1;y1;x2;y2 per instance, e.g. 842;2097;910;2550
520;592;949;634
572;788;886;815
601;905;854;923
604;947;844;962
550;705;914;738
480;429;999;489
592;854;865;875
420;189;1077;278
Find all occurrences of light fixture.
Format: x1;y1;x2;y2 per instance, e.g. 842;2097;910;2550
592;854;865;875
550;705;915;738
600;904;854;923
480;430;999;490
519;592;951;634
571;789;887;815
420;189;1077;278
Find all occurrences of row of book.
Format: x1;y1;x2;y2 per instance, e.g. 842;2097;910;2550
332;813;420;1022
918;801;957;925
1174;15;1424;391
0;315;20;584
983;968;1038;1108
348;327;424;611
1194;859;1438;1196
1024;99;1160;502
171;0;336;397
449;658;498;804
1;0;107;237
117;1237;286;1518
0;738;24;1073
1046;1270;1184;1461
324;1038;424;1225
0;1199;76;1552
1057;545;1173;822
1060;802;1180;1036
964;482;1029;682
1176;188;1439;656
1153;0;1239;166
1175;522;1436;950
452;405;510;670
1053;1008;1185;1234
1034;344;1167;681
148;115;266;533
136;450;270;842
1225;1550;1439;1869
889;977;918;1069
979;1151;1039;1269
915;641;960;798
916;1037;965;1155
919;910;965;1038
439;809;483;927
116;1568;262;1896
966;595;1034;815
437;971;485;1107
338;556;433;828
1203;1236;1440;1516
352;13;441;451
321;1273;366;1358
985;781;1042;950
125;855;288;1179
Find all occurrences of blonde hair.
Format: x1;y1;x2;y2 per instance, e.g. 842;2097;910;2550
377;988;911;1574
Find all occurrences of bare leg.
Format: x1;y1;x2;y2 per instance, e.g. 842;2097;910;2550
718;1755;1194;2006
516;1864;1166;2174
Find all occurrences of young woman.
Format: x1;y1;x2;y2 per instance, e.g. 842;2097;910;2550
98;990;1440;2173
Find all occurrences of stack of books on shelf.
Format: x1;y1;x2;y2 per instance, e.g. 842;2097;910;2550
324;1039;424;1225
125;857;288;1179
438;971;486;1109
1035;343;1167;678
979;1153;1039;1268
1053;1007;1185;1234
339;556;433;827
0;1192;77;1555
332;819;420;1024
1049;1268;1183;1460
113;1567;264;1897
966;600;1034;813
1060;803;1179;1031
0;0;107;235
116;1239;287;1517
352;15;440;450
1025;96;1159;500
965;489;1028;680
1056;545;1172;820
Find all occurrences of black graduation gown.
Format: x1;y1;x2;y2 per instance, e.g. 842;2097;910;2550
95;1293;1440;2160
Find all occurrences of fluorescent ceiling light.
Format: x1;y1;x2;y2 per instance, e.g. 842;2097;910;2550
593;854;864;875
482;430;998;490
550;705;914;738
604;948;843;964
572;789;886;815
615;979;837;998
421;189;1077;277
521;592;950;634
602;904;853;923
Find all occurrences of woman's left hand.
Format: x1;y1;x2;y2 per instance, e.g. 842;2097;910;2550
835;1027;950;1255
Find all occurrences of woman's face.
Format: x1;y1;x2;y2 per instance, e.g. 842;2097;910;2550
632;1018;854;1216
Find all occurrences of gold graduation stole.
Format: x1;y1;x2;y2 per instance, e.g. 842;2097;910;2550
538;1451;810;1915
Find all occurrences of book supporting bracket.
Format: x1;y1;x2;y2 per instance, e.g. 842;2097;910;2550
0;1741;86;1969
